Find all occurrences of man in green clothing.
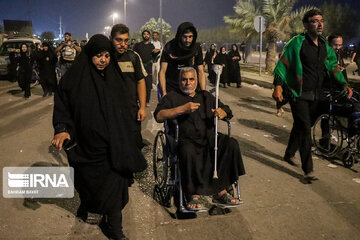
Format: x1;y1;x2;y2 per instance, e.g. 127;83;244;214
272;9;352;183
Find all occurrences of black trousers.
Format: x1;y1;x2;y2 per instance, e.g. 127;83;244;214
144;63;152;103
285;98;326;174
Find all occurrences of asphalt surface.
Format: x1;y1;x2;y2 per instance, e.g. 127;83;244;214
0;76;360;240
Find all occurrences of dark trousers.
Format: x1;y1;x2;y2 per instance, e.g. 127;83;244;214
105;211;124;238
134;120;144;149
285;98;320;174
144;63;152;103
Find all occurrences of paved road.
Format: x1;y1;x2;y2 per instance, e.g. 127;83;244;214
0;79;360;240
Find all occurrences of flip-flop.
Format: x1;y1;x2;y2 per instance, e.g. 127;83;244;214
212;193;240;207
186;197;207;211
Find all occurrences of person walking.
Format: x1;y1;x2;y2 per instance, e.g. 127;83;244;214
110;24;147;149
214;46;229;88
38;42;57;96
151;31;162;87
133;30;156;106
52;34;146;240
15;43;34;99
204;44;217;85
228;44;242;88
272;9;352;183
56;32;81;78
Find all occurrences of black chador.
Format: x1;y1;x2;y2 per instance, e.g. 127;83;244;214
53;34;146;238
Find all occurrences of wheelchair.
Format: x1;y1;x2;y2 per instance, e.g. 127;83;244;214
312;89;360;168
152;119;242;214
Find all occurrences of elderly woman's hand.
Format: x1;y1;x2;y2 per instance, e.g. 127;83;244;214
52;132;71;150
212;108;227;120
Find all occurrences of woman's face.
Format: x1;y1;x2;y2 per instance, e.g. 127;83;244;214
21;44;27;52
221;48;226;54
92;51;110;71
232;45;237;51
211;45;215;50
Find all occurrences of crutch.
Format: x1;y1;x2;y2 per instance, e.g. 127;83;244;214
211;64;223;179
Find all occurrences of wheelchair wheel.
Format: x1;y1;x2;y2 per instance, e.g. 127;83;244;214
312;114;343;158
153;131;169;188
342;149;354;168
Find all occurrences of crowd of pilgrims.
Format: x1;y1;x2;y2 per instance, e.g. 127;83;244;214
204;43;242;88
12;39;244;99
9;40;86;98
9;42;58;98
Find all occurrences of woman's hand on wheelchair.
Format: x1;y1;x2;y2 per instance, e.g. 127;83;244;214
212;108;227;120
51;132;70;150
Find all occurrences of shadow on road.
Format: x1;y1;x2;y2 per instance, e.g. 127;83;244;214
237;118;290;145
0;104;52;138
234;135;303;180
237;102;275;115
309;180;360;229
21;161;80;217
0;95;48;118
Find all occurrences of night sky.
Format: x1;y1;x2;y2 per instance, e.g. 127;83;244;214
0;0;358;40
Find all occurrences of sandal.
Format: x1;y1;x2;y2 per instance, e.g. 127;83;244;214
212;193;240;206
186;195;206;211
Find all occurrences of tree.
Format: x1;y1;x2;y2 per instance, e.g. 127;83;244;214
40;31;55;42
224;0;313;72
140;18;172;43
320;2;359;40
197;26;239;46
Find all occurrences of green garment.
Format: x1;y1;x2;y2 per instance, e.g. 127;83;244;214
273;33;346;97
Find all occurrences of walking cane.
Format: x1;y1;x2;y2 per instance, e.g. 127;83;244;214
212;64;223;179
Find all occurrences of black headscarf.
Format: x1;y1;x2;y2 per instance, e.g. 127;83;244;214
209;44;216;54
41;42;56;59
163;21;200;61
214;47;228;65
54;34;146;174
228;44;240;60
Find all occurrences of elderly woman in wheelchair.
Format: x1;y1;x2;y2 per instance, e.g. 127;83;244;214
153;67;245;211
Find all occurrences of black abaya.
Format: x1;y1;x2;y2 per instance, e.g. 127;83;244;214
228;49;242;86
38;45;57;94
214;51;229;85
53;34;146;215
16;52;33;97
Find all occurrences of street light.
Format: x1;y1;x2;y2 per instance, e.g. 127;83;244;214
111;12;118;26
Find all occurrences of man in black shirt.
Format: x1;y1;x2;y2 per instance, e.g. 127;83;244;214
159;22;205;96
133;30;158;105
272;9;351;182
110;24;147;149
